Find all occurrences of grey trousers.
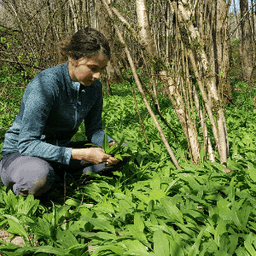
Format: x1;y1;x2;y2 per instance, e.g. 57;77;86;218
0;141;129;197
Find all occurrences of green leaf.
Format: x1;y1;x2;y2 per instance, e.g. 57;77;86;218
103;132;110;153
122;240;151;256
35;246;71;255
90;245;125;256
214;219;227;246
7;219;28;238
81;218;115;234
126;224;148;245
217;199;232;221
169;239;184;256
114;153;123;160
134;212;144;232
32;217;52;238
72;231;116;241
56;230;79;250
244;240;256;256
94;202;115;214
34;62;38;67
153;229;169;256
248;164;256;182
160;197;184;224
65;198;81;207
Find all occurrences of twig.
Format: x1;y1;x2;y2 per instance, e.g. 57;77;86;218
0;82;8;98
0;101;8;109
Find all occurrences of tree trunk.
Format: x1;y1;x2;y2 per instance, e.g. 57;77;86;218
172;0;229;165
240;0;254;81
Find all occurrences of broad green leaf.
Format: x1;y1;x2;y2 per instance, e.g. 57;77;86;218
35;246;72;255
65;198;82;207
68;220;88;232
217;199;232;220
169;240;184;256
7;219;28;238
134;212;144;232
94;202;115;214
125;224;148;245
235;246;250;256
56;230;79;250
150;174;160;190
228;234;239;255
214;219;227;246
211;162;226;172
178;174;201;191
248;163;256;182
215;251;230;256
150;214;158;225
32;217;52;238
244;240;256;256
231;202;243;230
160;197;184;224
150;190;166;201
81;218;115;234
153;229;169;256
91;245;125;256
228;177;235;202
72;231;116;241
122;240;151;256
244;233;256;256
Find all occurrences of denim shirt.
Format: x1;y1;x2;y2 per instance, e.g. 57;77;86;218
1;62;113;165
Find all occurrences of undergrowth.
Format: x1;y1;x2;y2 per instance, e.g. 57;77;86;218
1;61;256;255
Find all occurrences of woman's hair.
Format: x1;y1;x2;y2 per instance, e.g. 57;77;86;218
58;27;111;63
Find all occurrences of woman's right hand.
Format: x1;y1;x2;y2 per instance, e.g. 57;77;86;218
71;148;118;165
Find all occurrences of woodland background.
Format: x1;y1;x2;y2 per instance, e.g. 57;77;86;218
1;1;256;254
0;0;255;168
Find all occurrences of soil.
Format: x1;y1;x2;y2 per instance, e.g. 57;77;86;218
0;228;25;247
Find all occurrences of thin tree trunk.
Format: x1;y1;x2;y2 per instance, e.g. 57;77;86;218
240;0;254;81
101;0;181;169
69;0;78;32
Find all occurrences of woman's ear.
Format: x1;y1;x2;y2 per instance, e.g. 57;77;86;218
68;56;78;67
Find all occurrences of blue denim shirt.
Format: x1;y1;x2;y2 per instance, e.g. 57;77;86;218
1;62;113;165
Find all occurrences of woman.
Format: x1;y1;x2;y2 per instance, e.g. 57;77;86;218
0;27;127;197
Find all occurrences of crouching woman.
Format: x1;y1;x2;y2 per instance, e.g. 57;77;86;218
0;27;128;197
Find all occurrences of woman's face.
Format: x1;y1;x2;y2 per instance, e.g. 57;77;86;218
68;53;109;87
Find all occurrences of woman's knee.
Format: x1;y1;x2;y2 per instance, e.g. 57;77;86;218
10;156;55;196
